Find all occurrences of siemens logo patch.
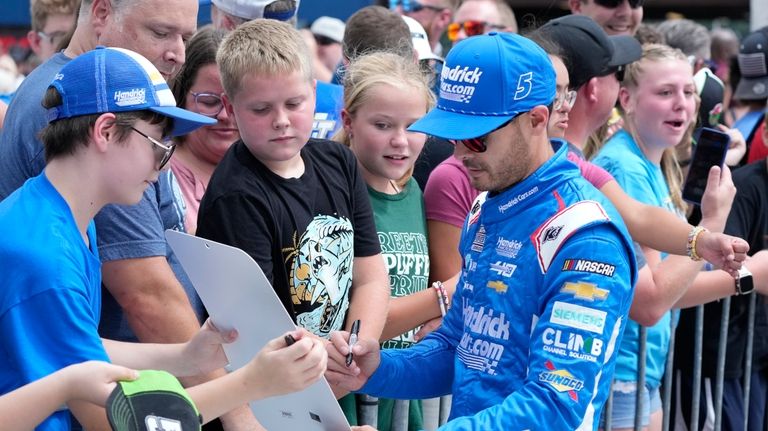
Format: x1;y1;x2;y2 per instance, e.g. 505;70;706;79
562;258;615;277
550;301;606;334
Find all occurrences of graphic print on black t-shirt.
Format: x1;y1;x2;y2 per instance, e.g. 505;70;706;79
284;214;354;338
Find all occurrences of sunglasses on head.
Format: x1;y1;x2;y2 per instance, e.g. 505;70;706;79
449;118;515;153
447;20;505;42
593;0;644;8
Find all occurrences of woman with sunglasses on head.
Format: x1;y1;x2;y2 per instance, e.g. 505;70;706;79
170;27;239;235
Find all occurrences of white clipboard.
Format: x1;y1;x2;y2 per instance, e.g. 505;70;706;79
165;230;351;431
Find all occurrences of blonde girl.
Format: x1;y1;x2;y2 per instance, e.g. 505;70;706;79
334;51;437;431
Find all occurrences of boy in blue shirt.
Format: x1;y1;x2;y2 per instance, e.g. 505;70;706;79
0;46;327;430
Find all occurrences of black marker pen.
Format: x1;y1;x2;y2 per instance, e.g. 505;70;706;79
284;334;296;346
346;319;361;367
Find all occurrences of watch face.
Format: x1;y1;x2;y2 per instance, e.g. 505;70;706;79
738;274;755;295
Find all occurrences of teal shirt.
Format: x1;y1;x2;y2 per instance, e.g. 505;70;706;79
592;129;678;388
367;177;428;431
368;178;430;350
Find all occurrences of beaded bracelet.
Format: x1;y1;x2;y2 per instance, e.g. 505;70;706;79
432;281;450;317
686;226;708;261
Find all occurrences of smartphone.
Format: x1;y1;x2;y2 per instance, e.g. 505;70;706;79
682;127;730;205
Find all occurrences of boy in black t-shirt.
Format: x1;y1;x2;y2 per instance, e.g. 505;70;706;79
197;19;390;344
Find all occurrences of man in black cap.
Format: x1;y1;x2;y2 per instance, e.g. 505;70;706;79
733;26;768;163
539;14;641;153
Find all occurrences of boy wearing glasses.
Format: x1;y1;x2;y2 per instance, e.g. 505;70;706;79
0;46;331;430
27;0;78;63
568;0;644;36
326;31;637;430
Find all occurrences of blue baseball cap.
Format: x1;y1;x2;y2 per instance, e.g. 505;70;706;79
408;32;555;140
47;47;215;137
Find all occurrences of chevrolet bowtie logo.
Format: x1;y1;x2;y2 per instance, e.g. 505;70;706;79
487;280;508;294
560;281;609;301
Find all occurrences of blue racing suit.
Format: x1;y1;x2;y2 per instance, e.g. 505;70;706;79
361;141;637;430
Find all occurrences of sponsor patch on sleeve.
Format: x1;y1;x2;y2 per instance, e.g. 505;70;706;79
562;258;616;277
550;301;606;334
532;200;610;273
539;360;584;401
560;281;609;302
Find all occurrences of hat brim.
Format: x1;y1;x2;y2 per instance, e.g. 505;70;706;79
408;108;515;140
733;75;768;101
150;106;217;137
419;52;444;62
607;35;642;69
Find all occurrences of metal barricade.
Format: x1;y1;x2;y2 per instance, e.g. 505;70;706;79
613;294;760;431
358;395;451;430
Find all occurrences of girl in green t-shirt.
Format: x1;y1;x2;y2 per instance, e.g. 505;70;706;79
333;51;444;431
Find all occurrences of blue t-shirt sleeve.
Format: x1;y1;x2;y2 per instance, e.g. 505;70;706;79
1;288;109;383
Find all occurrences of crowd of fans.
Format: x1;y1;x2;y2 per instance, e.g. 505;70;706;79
0;0;767;430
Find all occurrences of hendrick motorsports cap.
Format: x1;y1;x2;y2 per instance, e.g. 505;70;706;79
106;370;201;431
408;32;555;140
47;47;215;136
541;15;642;89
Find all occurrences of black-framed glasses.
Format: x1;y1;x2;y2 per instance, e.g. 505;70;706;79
554;90;578;110
391;0;444;13
131;127;176;169
594;0;644;8
449;118;516;153
189;91;224;117
37;30;67;46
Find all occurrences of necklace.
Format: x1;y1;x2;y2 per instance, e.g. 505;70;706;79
389;180;400;194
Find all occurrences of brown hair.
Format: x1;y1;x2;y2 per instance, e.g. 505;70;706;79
333;51;434;186
342;6;413;62
217;19;312;98
40;86;172;161
171;26;227;143
30;0;79;31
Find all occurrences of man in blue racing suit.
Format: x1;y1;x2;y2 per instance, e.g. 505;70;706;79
326;32;638;430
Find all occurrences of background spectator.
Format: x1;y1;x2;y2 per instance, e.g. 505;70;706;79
26;0;78;63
